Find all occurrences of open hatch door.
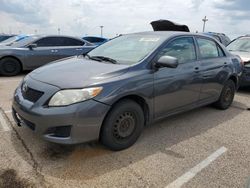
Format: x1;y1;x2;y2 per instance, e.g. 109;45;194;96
151;20;190;32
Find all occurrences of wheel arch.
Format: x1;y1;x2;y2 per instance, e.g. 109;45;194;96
228;74;238;88
99;94;150;139
0;55;23;71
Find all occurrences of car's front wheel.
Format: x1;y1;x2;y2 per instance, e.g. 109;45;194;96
0;57;21;76
213;79;236;110
100;99;144;151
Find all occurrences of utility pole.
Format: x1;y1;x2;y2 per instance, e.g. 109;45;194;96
58;28;61;35
100;26;104;37
34;29;37;34
202;16;208;32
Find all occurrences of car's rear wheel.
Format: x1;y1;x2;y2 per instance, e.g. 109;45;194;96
0;57;21;76
100;99;144;151
213;79;235;110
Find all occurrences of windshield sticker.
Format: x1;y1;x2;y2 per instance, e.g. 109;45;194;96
139;38;160;42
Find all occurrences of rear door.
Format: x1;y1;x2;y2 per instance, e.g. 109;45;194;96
195;37;230;103
56;37;91;58
153;36;202;119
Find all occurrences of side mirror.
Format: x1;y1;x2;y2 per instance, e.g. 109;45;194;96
155;55;178;68
28;43;37;50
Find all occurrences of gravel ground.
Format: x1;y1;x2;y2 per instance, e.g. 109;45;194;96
0;74;249;188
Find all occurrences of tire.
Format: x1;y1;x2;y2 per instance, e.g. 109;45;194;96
213;79;236;110
100;99;144;151
0;57;21;76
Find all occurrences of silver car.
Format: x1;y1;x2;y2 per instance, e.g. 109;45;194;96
227;35;250;86
0;35;95;76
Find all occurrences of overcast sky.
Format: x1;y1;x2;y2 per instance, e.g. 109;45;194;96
0;0;249;39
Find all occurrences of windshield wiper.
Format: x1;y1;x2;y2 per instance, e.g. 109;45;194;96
85;54;102;62
91;56;117;64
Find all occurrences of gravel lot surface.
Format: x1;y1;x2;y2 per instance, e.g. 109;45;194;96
0;74;249;188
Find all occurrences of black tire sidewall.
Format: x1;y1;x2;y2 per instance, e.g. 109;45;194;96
0;58;21;76
101;100;144;151
216;80;236;109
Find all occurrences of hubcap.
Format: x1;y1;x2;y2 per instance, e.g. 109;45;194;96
113;112;136;139
224;88;232;103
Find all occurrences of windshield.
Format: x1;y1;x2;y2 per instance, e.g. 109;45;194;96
1;35;29;44
0;35;13;42
87;34;166;65
227;37;250;52
8;36;38;47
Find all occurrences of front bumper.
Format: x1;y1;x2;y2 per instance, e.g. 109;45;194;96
12;76;110;144
240;65;250;87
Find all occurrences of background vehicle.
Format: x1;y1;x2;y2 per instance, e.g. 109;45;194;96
12;31;242;151
0;35;95;76
0;34;31;46
151;19;190;32
0;34;16;42
203;32;231;46
82;36;109;46
227;35;250;87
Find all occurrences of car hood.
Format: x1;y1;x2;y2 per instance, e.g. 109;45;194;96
29;56;130;88
230;51;250;62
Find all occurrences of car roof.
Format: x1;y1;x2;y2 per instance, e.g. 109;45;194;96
31;34;83;39
28;34;91;44
126;31;214;40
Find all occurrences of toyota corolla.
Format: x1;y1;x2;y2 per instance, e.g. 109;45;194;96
12;31;242;150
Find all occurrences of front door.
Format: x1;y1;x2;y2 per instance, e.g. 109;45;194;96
153;36;202;119
24;37;62;68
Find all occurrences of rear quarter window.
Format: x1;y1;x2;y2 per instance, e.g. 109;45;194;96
197;38;223;59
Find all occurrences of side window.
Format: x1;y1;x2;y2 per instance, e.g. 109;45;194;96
62;37;85;46
35;37;63;47
197;38;220;59
157;37;196;64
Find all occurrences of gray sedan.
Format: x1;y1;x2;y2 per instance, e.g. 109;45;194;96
12;32;242;151
0;35;95;76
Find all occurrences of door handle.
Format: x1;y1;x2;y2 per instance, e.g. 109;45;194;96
76;48;82;51
51;49;58;53
194;67;199;73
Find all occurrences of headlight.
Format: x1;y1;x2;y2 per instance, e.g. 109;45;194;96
48;87;103;107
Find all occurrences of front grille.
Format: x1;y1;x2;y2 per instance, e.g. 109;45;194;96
21;85;44;103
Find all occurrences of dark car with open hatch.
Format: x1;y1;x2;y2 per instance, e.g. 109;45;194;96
12;31;242;150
